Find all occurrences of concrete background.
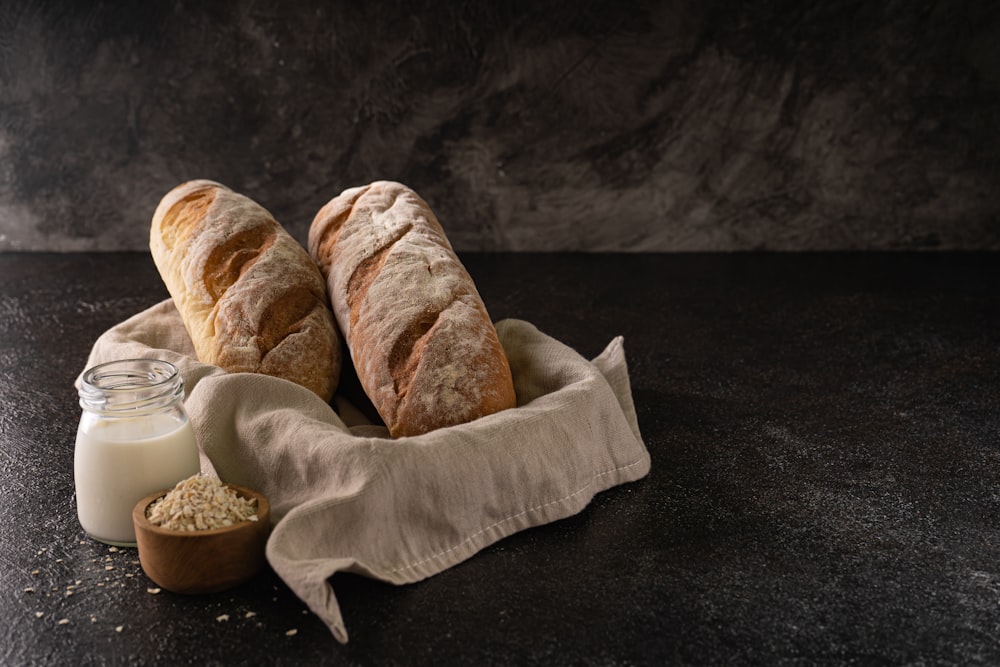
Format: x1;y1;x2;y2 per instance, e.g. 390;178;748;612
1;0;997;252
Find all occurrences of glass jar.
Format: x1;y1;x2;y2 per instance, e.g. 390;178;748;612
75;359;201;546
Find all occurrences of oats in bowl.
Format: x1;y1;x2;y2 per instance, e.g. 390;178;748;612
146;474;259;531
133;477;270;594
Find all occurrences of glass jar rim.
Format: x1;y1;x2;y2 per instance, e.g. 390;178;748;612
79;358;185;414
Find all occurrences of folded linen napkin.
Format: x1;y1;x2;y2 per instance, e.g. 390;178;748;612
82;299;651;642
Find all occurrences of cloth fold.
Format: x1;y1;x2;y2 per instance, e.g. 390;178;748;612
83;299;651;643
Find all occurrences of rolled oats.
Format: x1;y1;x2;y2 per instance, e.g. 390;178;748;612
146;474;258;531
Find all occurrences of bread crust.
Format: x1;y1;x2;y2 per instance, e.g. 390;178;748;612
309;181;516;437
150;180;341;401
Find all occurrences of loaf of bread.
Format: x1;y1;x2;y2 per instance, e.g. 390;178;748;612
308;181;516;437
150;180;341;401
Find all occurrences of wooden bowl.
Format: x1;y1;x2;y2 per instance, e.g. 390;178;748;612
132;484;270;595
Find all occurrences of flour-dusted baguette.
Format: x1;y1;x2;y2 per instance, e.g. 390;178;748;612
150;179;341;401
308;181;516;437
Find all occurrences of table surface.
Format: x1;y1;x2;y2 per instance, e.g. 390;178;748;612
2;251;998;666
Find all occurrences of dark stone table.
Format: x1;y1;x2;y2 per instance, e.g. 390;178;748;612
2;252;998;665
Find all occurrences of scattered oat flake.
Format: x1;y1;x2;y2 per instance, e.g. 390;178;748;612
23;587;34;593
147;588;161;595
105;565;114;571
216;614;230;622
115;626;123;633
285;629;298;636
35;612;44;618
108;546;119;552
245;611;257;618
31;570;40;576
57;618;70;625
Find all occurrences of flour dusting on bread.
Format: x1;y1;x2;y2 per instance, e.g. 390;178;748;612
309;180;515;437
151;180;342;401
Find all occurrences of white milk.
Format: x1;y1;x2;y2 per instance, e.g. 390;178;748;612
74;412;200;546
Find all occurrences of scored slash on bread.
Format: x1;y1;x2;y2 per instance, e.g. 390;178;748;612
309;181;516;438
150;180;342;402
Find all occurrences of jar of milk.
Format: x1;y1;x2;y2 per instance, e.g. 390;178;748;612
75;359;201;546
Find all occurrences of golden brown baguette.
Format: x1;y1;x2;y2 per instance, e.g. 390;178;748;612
308;181;516;437
150;179;341;401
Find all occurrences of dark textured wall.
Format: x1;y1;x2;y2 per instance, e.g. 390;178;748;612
1;0;998;252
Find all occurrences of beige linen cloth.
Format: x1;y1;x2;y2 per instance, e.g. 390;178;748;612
82;299;651;643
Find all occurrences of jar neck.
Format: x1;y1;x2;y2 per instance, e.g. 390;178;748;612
79;359;185;417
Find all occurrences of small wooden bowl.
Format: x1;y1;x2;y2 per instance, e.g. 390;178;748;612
132;484;270;595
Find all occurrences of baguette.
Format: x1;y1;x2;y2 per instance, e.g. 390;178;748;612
308;181;516;437
150;179;341;401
